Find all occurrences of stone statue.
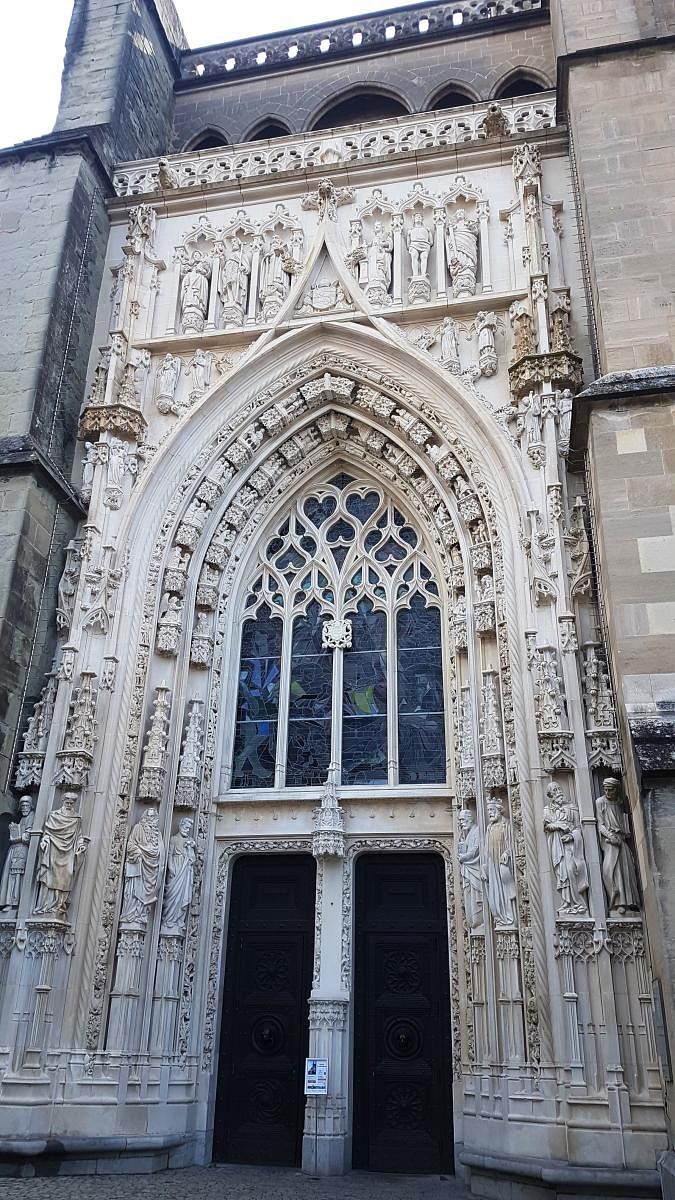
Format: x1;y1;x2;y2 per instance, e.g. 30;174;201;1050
364;220;393;304
596;777;639;914
259;236;297;318
509;300;536;359
550;290;573;352
0;795;34;910
81;442;98;503
186;349;213;399
180;252;211;334
156;353;181;412
106;438;128;498
56;540;82;634
219;237;252;319
543;782;589;916
160;817;196;935
35;793;87;919
156;594;183;655
556;388;573;457
119;809;164;928
439;317;461;373
483;798;517;928
475;310;499;377
407;213;433;278
457;808;483;930
445;208;478;298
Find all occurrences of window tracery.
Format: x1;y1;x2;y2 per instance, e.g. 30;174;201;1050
230;472;446;790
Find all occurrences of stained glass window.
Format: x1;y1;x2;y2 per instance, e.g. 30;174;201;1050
229;473;447;790
232;606;282;788
286;600;332;786
397;595;446;783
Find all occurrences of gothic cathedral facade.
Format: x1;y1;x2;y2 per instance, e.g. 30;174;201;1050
0;0;674;1194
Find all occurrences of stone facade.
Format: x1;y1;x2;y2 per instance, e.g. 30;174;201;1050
0;1;673;1196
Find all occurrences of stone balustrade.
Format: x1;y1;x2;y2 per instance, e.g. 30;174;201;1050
113;94;556;197
181;0;546;80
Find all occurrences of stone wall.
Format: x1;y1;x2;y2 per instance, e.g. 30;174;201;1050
172;20;555;147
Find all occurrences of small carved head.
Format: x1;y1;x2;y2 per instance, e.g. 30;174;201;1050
458;808;475;832
487;797;504;822
18;795;33;816
602;776;620;800
178;816;194;837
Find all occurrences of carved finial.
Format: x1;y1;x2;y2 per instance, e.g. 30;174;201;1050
302;178;354;221
312;763;345;859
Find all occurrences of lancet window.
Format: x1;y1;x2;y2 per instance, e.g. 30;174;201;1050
230;472;447;790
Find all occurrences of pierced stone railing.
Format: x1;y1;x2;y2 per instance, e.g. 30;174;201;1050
113;95;556;198
181;0;546;80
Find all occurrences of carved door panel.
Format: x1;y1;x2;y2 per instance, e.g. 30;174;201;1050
353;853;453;1174
213;854;316;1166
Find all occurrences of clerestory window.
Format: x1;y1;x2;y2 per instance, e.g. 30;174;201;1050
230;472;447;790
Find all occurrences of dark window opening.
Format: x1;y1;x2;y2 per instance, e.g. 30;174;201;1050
494;76;547;100
249;122;290;141
432;88;476;111
312;92;407;131
189;131;228;151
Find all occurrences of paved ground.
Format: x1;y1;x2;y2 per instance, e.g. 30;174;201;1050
0;1163;471;1200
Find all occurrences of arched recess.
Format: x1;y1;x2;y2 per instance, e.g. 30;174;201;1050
245;118;292;142
183;127;230;152
309;87;410;131
491;70;551;101
78;323;553;1087
425;82;481;112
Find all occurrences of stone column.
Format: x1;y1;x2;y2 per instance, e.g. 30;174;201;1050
149;932;183;1054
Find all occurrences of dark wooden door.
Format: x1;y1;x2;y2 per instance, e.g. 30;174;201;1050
353;853;453;1174
213;854;316;1166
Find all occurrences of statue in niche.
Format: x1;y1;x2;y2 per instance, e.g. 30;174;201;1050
543;781;589;916
596;777;640;915
119;808;164;928
156;594;183;655
445;208;478;298
407;213;433;279
439;317;461;373
474;310;499;377
550;290;573;352
56;540;82;633
364;220;393;304
219;237;252;321
179;252;211;334
160;817;196;935
457;808;483;930
34;792;87;919
259;236;298;318
0;795;34;910
81;442;98;503
156;353;181;413
186;349;213;400
509;300;536;359
105;438;128;506
482;797;517;928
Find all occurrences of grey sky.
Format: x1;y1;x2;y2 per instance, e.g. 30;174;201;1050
0;0;398;149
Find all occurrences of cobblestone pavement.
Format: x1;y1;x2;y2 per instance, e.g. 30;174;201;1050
0;1163;471;1200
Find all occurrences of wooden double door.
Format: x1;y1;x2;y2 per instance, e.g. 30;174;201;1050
214;850;452;1174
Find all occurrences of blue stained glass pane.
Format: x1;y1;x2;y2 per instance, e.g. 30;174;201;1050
232;720;278;788
346;491;380;523
286;719;331;786
343;650;387;716
233;606;282;788
240;607;283;658
396;595;441;649
352;599;386;650
288;654;333;720
236;657;281;722
397;649;444;713
304;495;336;526
327;472;355;490
400;526;418;547
342;717;388;784
375;537;407;564
364;530;382;551
291;602;325;655
398;713;446;783
327;518;355;543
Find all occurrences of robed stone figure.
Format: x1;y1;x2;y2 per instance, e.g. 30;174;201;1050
457;808;483;930
596;777;639;914
483;798;517;928
543;782;589;916
119;809;164;928
160;817;196;935
35;793;87;919
0;795;34;910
